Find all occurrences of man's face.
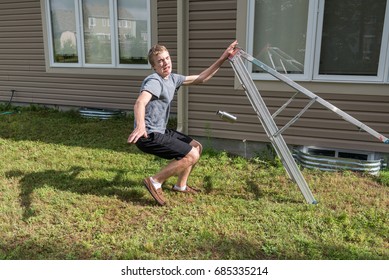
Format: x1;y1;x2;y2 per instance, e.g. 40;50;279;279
152;50;172;78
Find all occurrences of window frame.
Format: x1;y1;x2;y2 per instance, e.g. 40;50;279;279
246;0;389;84
44;0;152;70
246;0;318;81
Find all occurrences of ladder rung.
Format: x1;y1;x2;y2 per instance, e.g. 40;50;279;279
273;97;317;137
272;91;299;119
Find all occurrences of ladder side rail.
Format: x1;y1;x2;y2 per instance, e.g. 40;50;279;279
230;53;280;140
315;97;388;144
240;50;389;144
229;52;317;204
230;55;296;180
229;53;291;175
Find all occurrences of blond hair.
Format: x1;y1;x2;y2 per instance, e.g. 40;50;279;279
148;44;168;66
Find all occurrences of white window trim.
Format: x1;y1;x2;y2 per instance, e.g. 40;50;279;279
45;0;152;70
247;0;389;84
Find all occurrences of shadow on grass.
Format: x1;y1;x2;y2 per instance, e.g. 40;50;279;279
0;110;141;154
6;166;152;220
190;234;389;260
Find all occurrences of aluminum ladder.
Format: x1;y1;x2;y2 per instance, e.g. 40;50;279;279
228;49;389;204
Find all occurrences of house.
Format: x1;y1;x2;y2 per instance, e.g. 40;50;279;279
1;0;388;161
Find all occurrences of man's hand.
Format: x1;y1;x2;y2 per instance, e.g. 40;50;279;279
221;40;238;61
128;91;152;144
127;126;147;144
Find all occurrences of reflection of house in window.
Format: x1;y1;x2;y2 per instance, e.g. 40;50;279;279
362;15;379;61
83;6;136;40
141;32;147;41
51;3;148;64
54;5;139;42
118;8;136;40
102;18;109;27
52;10;76;30
88;17;96;28
86;17;111;38
363;35;374;60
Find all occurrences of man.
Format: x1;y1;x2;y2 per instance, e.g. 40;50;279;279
128;40;238;206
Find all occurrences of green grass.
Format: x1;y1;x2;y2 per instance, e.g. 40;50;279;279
0;106;388;260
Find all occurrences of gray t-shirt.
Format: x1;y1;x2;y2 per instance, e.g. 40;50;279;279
138;72;186;134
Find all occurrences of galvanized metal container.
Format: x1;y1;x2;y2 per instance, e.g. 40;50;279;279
293;149;383;175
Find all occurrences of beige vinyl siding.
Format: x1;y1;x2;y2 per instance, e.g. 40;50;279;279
187;0;263;144
157;0;178;112
157;0;177;48
0;0;172;111
187;0;241;138
187;0;389;153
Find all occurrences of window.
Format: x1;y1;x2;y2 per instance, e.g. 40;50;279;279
249;0;310;76
247;0;389;83
316;0;387;78
46;0;151;69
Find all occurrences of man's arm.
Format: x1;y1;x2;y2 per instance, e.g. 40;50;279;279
183;40;238;86
127;91;153;144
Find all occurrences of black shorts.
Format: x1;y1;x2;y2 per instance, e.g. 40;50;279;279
135;129;194;160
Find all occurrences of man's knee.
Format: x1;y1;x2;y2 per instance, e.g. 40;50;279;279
190;140;203;155
186;146;200;165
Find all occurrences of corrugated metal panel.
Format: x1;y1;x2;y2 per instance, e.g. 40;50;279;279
187;0;389;153
0;0;172;111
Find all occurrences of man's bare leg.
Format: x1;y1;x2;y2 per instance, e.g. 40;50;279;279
175;140;202;187
152;147;200;185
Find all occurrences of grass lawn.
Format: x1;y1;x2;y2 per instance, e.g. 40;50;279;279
0;106;388;260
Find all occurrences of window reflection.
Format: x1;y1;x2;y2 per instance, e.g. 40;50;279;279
253;0;309;74
50;0;78;63
319;0;386;76
83;0;112;64
118;0;148;65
